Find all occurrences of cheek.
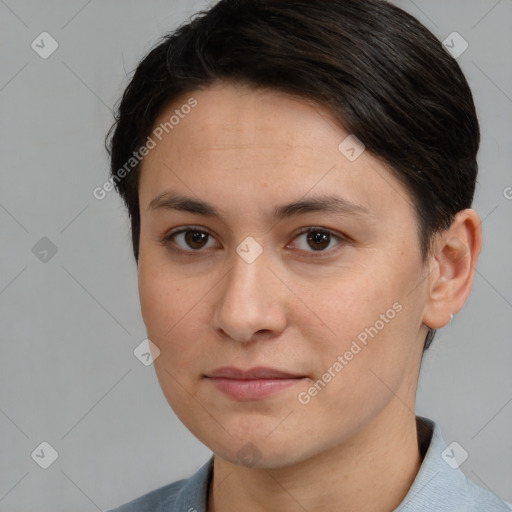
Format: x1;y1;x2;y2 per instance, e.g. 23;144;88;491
294;282;414;438
137;260;209;374
138;266;174;339
138;256;187;348
307;258;419;380
138;240;191;330
309;268;394;339
138;264;205;422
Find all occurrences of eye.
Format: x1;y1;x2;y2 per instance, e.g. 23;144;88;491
288;227;345;257
162;226;218;255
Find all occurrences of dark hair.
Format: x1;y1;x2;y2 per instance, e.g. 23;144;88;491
106;0;480;351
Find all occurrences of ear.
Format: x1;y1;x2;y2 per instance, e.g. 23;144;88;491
422;209;483;329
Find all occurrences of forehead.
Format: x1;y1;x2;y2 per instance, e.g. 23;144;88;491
138;82;416;223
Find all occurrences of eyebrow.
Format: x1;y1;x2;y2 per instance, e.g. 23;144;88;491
148;192;371;221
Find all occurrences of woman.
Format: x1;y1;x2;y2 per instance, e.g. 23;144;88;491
105;0;512;510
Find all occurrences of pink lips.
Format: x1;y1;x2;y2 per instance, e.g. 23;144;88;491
205;366;305;400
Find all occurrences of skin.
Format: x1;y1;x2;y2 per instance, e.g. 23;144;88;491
136;82;482;512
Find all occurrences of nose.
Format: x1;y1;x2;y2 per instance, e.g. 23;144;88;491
212;246;288;344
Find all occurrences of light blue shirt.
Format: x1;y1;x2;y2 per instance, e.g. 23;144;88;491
108;416;512;511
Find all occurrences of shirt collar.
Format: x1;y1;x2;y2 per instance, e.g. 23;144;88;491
394;415;460;510
171;416;506;511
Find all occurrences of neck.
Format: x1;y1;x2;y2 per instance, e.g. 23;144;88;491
208;406;423;512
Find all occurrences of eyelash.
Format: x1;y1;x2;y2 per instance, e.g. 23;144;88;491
161;226;347;259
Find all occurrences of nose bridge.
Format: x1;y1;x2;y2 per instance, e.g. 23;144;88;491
213;242;286;342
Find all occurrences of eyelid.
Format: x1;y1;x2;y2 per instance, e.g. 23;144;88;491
161;225;347;258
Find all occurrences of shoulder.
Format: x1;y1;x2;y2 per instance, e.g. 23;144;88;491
106;478;187;512
396;417;512;511
443;472;512;511
106;456;214;512
462;478;512;511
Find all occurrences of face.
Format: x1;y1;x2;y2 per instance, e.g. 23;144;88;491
137;82;430;468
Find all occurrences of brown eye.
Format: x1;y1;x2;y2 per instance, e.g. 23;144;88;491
182;230;209;250
306;230;331;251
163;227;217;253
290;227;345;257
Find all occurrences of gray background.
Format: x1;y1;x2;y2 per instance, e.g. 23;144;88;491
1;1;511;510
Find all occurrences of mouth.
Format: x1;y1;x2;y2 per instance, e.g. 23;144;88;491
204;366;307;400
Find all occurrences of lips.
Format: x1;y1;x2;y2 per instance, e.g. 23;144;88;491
206;366;303;379
204;366;306;400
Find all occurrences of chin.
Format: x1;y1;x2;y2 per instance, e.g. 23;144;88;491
206;433;308;470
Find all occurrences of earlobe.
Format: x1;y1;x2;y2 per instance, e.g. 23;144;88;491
422;209;482;330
